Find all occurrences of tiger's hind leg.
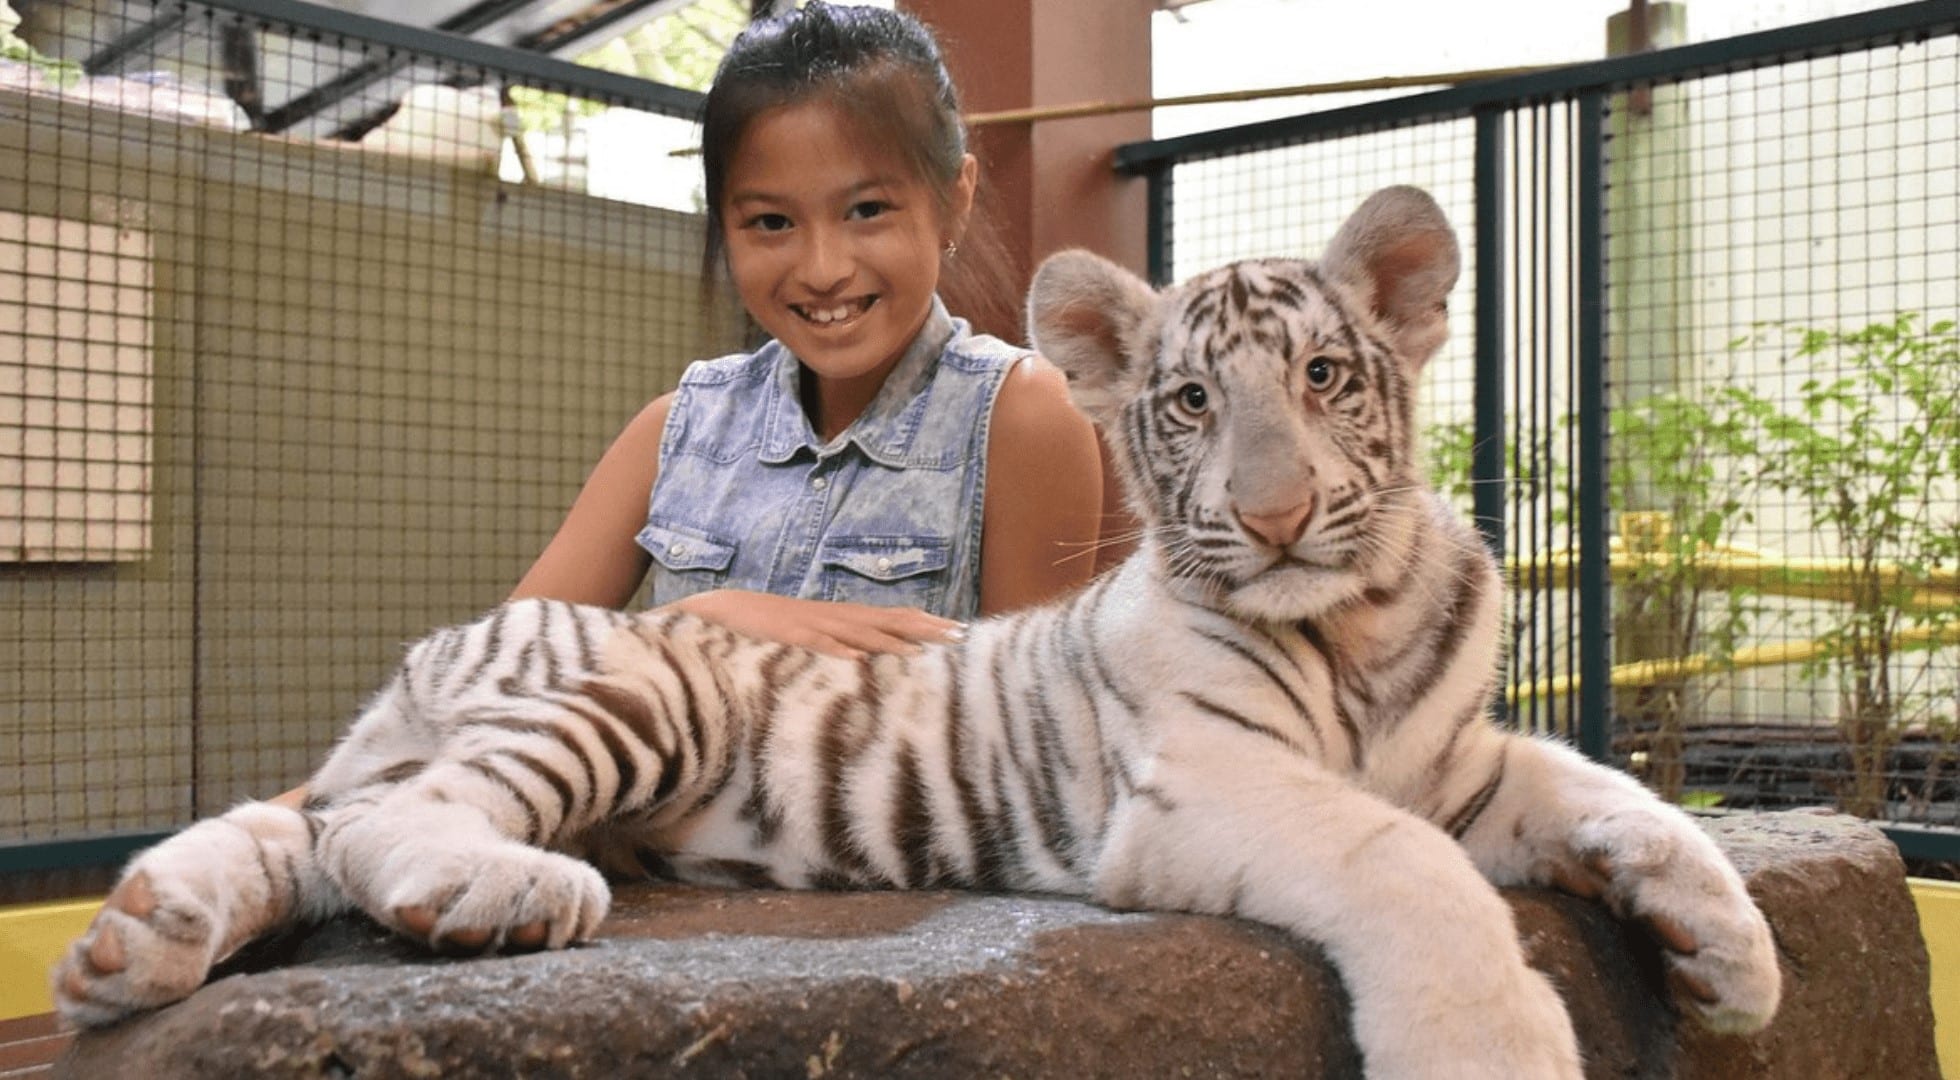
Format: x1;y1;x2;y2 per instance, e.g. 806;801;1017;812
50;801;341;1028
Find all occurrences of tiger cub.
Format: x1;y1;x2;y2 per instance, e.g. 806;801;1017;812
54;186;1779;1078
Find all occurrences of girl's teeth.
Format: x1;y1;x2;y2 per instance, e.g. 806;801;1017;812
802;301;865;325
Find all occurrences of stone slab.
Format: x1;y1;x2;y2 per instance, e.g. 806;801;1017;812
57;809;1939;1078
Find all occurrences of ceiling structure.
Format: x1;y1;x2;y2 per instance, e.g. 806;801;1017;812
16;0;709;139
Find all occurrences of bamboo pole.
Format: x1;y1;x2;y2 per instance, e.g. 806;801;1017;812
962;64;1562;127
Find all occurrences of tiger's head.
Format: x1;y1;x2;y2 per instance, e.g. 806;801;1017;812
1028;185;1461;624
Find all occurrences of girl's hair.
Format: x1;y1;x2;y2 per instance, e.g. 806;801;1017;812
699;1;1016;337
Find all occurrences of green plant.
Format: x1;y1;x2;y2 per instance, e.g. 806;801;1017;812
1724;314;1960;818
1609;385;1761;801
1679;790;1726;811
1;3;84;89
506;0;748;136
1422;419;1568;528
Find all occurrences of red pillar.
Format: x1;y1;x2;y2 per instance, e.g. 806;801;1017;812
903;0;1154;341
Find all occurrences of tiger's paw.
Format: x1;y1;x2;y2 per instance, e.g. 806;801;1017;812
1568;810;1782;1033
51;869;221;1029
367;844;609;954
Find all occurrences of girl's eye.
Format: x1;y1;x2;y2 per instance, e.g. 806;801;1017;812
1305;357;1337;390
751;213;792;232
847;200;889;221
1173;382;1209;418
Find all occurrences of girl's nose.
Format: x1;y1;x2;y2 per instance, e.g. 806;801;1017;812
796;225;853;294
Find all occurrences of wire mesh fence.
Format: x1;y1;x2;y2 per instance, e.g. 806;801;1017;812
2;0;735;850
1606;31;1960;826
1125;3;1960;845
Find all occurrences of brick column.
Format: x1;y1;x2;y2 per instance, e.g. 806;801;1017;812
903;0;1154;340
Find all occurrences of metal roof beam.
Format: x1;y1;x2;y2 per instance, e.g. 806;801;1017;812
81;9;188;75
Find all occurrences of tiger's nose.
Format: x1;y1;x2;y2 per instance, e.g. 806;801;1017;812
1236;497;1315;548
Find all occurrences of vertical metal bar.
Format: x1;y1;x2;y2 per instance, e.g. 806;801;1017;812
1147;164;1173;287
1575;90;1612;762
1473;110;1508;570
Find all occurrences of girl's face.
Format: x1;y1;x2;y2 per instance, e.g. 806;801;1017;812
720;99;975;416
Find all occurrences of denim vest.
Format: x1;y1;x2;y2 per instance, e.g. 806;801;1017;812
636;298;1019;621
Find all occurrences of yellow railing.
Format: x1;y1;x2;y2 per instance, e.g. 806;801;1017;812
1503;533;1960;704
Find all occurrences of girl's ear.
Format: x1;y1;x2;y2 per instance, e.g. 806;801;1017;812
1026;249;1159;425
946;153;979;244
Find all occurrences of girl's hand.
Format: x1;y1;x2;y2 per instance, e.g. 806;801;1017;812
669;590;964;658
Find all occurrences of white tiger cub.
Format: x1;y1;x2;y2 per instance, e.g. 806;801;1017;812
54;186;1779;1077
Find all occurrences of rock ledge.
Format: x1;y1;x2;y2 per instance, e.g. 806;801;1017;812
58;809;1939;1078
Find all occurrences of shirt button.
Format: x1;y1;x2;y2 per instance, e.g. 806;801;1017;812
875;557;893;572
669;543;685;557
812;476;828;491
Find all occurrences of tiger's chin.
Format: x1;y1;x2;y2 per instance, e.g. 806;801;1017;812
1222;560;1366;624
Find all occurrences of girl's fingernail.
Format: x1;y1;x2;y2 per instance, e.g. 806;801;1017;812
942;624;967;643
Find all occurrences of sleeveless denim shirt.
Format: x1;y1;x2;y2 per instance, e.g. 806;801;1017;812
636;298;1020;621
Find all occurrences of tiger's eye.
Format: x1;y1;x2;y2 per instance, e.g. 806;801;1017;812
1176;383;1209;415
1305;357;1336;390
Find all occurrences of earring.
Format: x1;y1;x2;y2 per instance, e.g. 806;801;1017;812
943;240;959;259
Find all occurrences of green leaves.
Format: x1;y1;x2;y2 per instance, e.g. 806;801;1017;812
1717;314;1960;816
1422;310;1959;816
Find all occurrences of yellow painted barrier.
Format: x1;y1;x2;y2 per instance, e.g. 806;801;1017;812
1507;542;1960;612
0;897;99;1021
1910;878;1960;1077
1502;535;1960;703
1508;621;1960;704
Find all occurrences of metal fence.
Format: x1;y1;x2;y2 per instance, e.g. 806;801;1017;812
1120;1;1960;859
2;0;738;876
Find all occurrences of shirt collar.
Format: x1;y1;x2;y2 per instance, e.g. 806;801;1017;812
757;296;958;466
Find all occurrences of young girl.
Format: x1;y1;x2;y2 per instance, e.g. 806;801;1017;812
261;2;1097;815
52;9;1111;1027
508;1;1102;653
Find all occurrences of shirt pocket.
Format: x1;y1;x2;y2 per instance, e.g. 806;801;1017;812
637;518;738;606
816;535;952;613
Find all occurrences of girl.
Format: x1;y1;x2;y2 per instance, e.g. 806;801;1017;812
265;0;1097;813
510;1;1103;652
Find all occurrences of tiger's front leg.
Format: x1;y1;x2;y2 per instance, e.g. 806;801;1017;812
316;755;613;954
1454;732;1782;1034
50;801;341;1027
1095;725;1582;1080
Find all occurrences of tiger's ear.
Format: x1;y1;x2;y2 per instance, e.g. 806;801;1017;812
1320;185;1461;366
1027;249;1160;425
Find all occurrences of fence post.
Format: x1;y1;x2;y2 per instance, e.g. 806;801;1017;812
1575;91;1613;762
1472;109;1508;571
1145;164;1173;288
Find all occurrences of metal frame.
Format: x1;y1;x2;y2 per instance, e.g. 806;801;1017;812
1471;111;1506;565
1115;0;1959;175
516;0;688;56
0;833;175;876
187;0;706;118
1572;91;1610;765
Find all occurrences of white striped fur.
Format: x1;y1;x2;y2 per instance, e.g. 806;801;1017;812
55;187;1778;1078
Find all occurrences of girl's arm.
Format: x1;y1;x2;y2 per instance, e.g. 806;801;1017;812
509;395;671;608
978;355;1106;615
